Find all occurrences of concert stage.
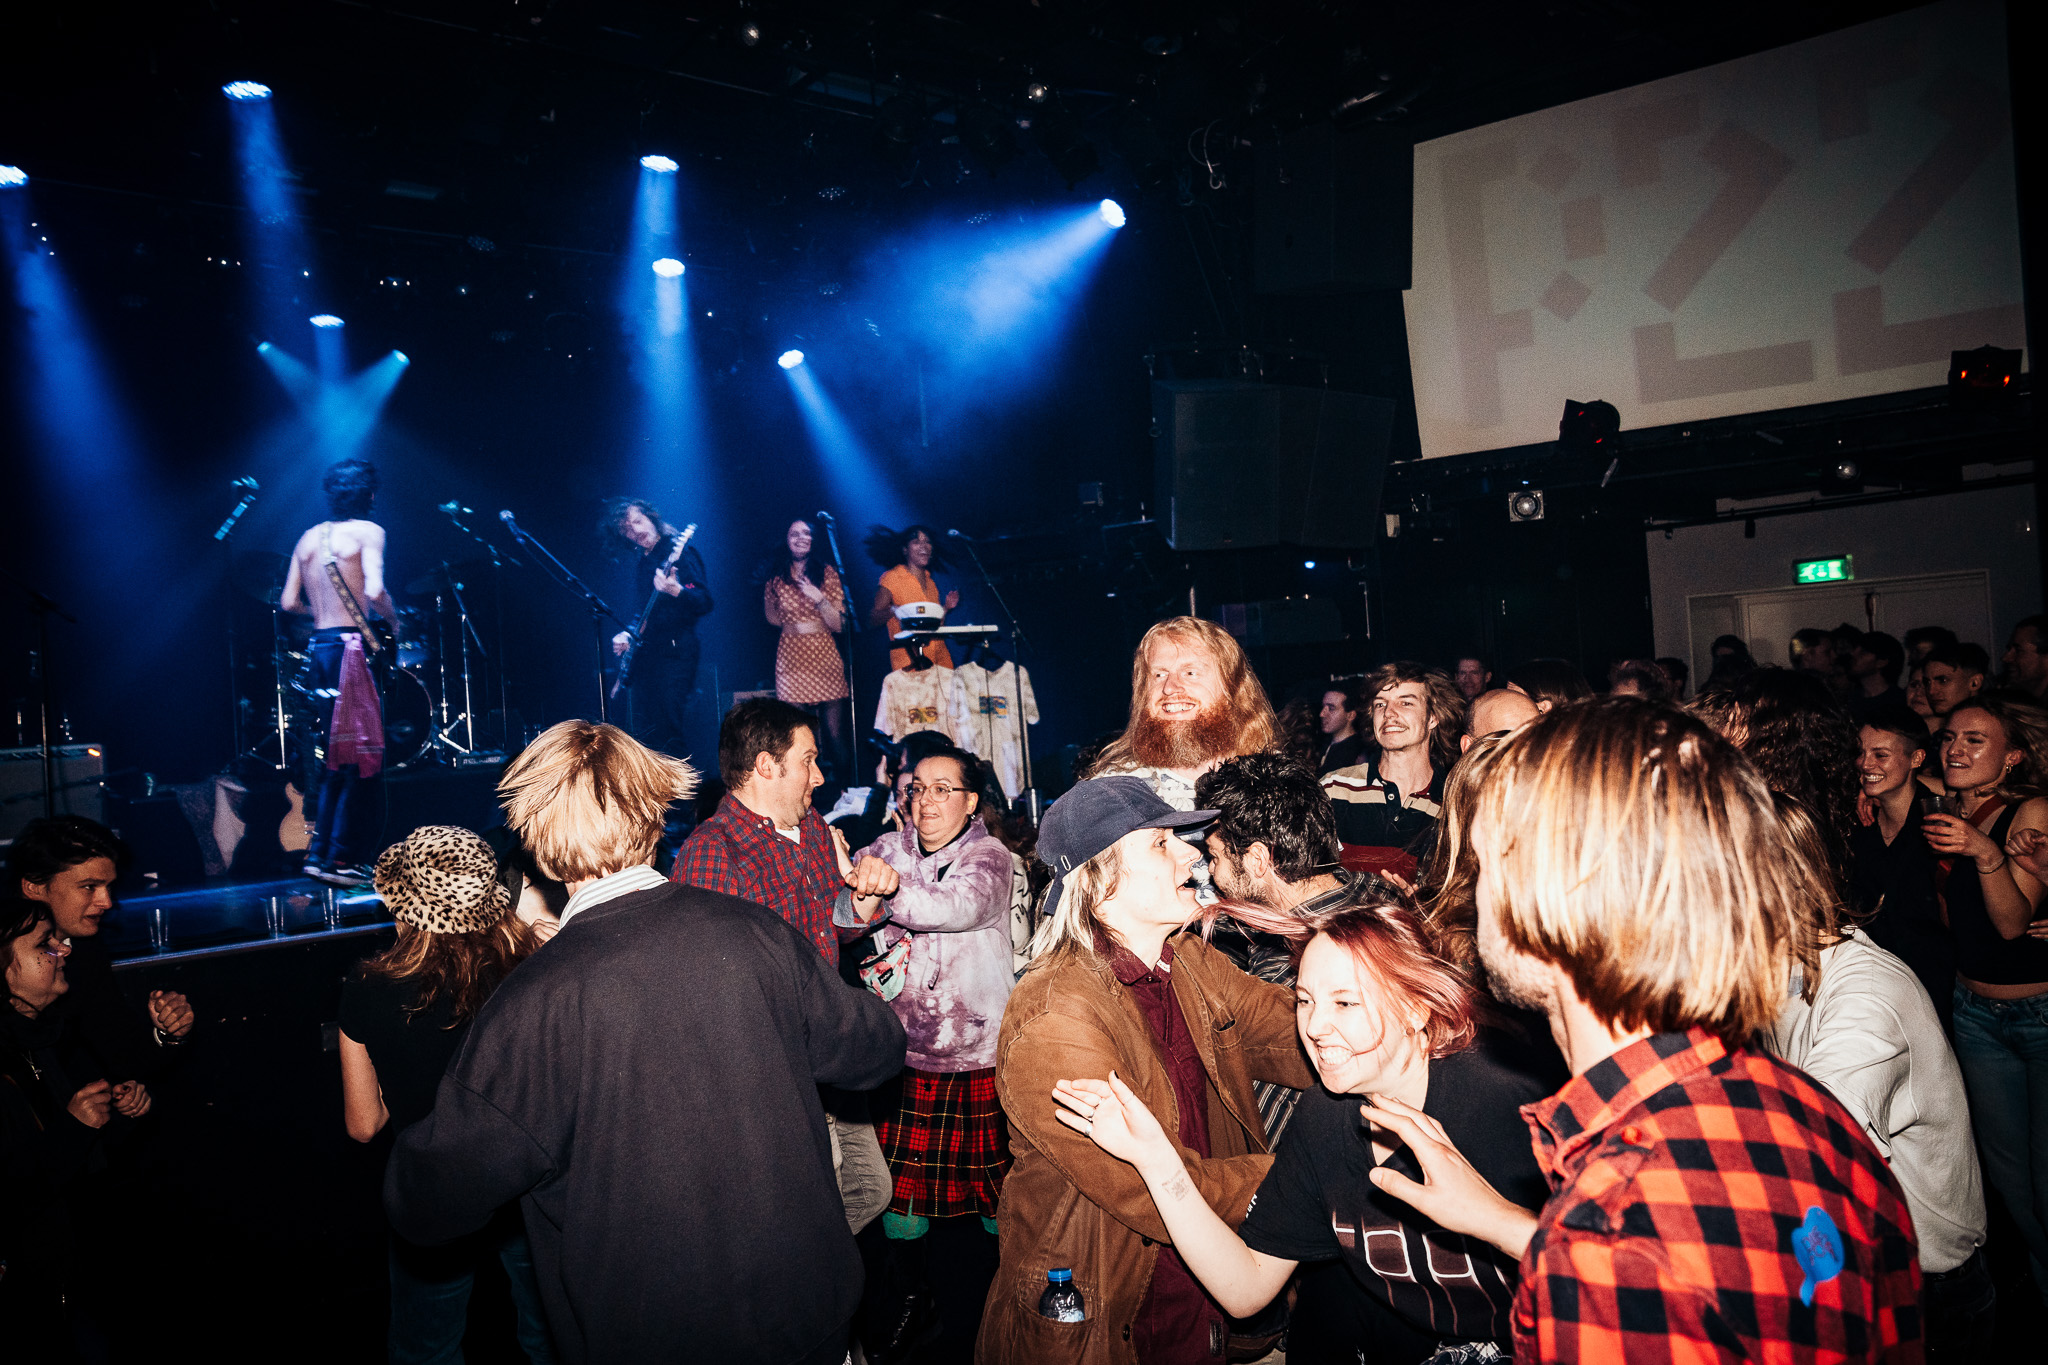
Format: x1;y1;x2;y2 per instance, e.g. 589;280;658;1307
101;875;392;967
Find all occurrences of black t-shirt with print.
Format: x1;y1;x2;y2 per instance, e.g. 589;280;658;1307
1240;1023;1566;1362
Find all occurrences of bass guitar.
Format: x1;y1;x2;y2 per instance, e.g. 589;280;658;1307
612;522;698;698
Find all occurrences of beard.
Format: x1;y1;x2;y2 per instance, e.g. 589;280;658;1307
1476;905;1554;1016
1128;701;1245;770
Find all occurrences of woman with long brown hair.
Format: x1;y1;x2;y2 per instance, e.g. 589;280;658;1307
337;825;553;1364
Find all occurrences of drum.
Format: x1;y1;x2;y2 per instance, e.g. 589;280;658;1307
286;665;435;771
394;606;432;670
381;668;434;770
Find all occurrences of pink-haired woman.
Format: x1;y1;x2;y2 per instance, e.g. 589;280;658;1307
1053;884;1563;1365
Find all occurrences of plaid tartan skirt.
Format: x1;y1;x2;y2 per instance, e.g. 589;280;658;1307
876;1066;1010;1220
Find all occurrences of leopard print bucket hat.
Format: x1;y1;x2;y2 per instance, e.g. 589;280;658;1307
373;825;511;934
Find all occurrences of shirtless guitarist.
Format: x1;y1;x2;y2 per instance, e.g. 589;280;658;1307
281;458;397;886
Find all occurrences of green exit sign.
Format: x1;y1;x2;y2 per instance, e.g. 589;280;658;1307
1795;556;1854;585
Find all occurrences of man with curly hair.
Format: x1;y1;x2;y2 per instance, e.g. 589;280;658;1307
1321;661;1465;882
602;496;714;765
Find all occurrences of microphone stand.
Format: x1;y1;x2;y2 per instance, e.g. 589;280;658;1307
815;512;861;781
500;514;627;724
441;505;519;752
212;482;259;769
950;534;1037;823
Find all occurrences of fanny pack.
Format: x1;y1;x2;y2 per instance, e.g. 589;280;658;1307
858;931;913;1002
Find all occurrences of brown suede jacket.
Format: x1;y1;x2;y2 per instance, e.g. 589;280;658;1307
976;931;1314;1365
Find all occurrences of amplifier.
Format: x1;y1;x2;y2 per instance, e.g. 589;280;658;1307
0;744;108;843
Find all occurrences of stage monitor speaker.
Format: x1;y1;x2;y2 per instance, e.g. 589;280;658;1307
1153;380;1394;551
0;744;107;844
1256;124;1412;294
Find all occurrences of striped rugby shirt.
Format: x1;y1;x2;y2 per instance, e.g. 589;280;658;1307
1319;760;1442;877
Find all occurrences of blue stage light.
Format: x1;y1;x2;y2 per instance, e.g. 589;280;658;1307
1303;560;1316;570
309;314;344;328
777;349;805;370
393;351;410;365
1098;199;1126;228
651;257;685;278
0;166;26;190
222;81;272;102
640;154;679;174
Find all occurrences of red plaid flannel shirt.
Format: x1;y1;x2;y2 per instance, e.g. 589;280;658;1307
671;794;848;966
1515;1027;1923;1363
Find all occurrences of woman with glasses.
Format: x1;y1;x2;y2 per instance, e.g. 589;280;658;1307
849;745;1019;1357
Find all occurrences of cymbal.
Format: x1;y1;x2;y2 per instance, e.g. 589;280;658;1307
233;550;290;604
404;559;497;596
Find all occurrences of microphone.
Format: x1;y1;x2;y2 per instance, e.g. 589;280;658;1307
814;510;834;523
438;500;474;516
230;476;259;491
946;528;973;540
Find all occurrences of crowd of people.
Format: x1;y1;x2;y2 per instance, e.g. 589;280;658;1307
9;606;2048;1364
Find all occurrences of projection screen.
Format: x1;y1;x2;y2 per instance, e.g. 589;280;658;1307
1404;0;2026;459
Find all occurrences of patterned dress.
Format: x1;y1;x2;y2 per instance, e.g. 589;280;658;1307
763;566;848;705
878;564;953;671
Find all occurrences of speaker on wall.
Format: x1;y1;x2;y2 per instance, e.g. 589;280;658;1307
1255;124;1413;294
1153;380;1395;551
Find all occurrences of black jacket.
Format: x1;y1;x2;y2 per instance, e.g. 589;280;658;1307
635;539;714;646
384;882;907;1365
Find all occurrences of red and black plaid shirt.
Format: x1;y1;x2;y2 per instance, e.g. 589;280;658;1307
671;794;847;966
1516;1027;1923;1363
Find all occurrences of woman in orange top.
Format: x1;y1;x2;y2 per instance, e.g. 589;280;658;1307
866;524;959;671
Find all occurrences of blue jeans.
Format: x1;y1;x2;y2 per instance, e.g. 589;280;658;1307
388;1221;556;1365
1951;985;2048;1295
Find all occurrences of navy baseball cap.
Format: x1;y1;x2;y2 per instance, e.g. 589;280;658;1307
1037;776;1216;920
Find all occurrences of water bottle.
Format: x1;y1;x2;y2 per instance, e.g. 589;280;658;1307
1037;1268;1084;1323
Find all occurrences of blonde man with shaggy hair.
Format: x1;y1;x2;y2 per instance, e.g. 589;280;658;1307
386;719;906;1365
499;719;695;896
1082;616;1279;810
1356;699;1923;1363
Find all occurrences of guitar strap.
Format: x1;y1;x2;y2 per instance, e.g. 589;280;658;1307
321;522;381;655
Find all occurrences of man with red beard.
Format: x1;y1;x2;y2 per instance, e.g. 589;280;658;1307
1081;617;1278;811
1322;661;1464;881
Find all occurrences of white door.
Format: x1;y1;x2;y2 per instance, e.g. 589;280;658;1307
1688;571;1993;677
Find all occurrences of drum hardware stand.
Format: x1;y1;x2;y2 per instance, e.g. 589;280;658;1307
423;568;498;765
438;502;519;753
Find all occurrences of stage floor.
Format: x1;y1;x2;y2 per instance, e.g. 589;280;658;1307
102;875;392;966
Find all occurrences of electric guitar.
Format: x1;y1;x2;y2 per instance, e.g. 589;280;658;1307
612;523;698;698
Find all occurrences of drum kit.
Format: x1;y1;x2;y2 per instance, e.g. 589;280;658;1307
230;550;501;776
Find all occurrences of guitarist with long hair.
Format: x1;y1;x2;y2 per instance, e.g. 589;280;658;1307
604;497;714;787
281;458;398;886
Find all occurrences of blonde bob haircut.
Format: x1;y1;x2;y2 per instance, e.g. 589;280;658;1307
1025;839;1127;968
1468;697;1819;1045
498;720;698;883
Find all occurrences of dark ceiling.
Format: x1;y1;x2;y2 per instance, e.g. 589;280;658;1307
9;1;1924;274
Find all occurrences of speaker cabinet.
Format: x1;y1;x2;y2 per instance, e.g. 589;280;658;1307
0;743;106;844
1256;125;1413;294
1153;380;1394;551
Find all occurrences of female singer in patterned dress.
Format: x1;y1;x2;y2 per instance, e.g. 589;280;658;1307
764;519;850;767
